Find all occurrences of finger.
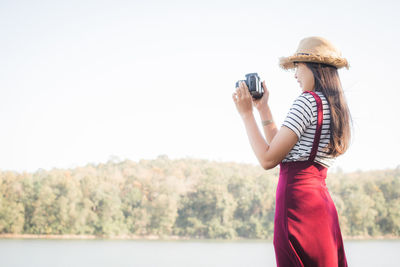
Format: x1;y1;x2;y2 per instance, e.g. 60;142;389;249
232;92;237;102
236;88;242;98
239;82;245;95
240;82;250;97
240;82;247;95
263;81;269;93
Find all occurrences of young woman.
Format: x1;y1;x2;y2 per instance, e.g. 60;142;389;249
232;36;351;267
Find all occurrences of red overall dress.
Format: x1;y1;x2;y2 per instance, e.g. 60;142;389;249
273;91;348;267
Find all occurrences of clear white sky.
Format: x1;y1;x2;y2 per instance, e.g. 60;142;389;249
1;0;399;173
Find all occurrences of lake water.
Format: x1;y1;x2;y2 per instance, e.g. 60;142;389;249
0;239;399;267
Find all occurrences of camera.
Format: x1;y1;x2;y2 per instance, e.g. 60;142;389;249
235;73;264;99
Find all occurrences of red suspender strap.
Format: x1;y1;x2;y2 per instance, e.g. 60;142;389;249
304;91;323;162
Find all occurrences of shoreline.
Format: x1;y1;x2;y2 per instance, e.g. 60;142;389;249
1;234;399;241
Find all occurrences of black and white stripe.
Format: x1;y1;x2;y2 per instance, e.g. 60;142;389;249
281;91;335;168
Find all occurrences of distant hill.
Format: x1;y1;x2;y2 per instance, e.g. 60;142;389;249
1;155;399;239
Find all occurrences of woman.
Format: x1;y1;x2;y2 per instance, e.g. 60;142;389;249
232;36;351;267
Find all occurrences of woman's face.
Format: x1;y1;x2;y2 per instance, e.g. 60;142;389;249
294;62;315;92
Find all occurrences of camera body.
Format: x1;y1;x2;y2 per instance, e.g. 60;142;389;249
236;73;264;99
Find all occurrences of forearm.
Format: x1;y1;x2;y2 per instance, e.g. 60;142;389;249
241;113;270;167
258;106;278;144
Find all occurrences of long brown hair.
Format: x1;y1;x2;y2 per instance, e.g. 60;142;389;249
305;62;352;157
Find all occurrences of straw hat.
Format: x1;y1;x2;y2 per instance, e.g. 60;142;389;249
279;36;349;70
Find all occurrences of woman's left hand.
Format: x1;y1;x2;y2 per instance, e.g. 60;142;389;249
232;81;253;118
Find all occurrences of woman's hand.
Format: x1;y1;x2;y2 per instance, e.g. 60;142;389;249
252;81;269;112
232;81;253;118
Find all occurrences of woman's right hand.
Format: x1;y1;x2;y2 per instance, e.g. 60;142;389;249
252;80;270;111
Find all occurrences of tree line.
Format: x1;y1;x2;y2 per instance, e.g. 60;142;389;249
0;155;399;239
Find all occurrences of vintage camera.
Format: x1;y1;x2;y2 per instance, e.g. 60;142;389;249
235;73;264;99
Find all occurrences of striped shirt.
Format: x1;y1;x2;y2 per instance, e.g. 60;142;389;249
281;91;335;168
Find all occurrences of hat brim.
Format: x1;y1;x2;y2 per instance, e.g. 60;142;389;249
279;54;349;70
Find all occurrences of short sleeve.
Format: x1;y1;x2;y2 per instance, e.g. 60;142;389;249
282;94;313;139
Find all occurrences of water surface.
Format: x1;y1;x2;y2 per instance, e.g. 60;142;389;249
0;239;399;267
